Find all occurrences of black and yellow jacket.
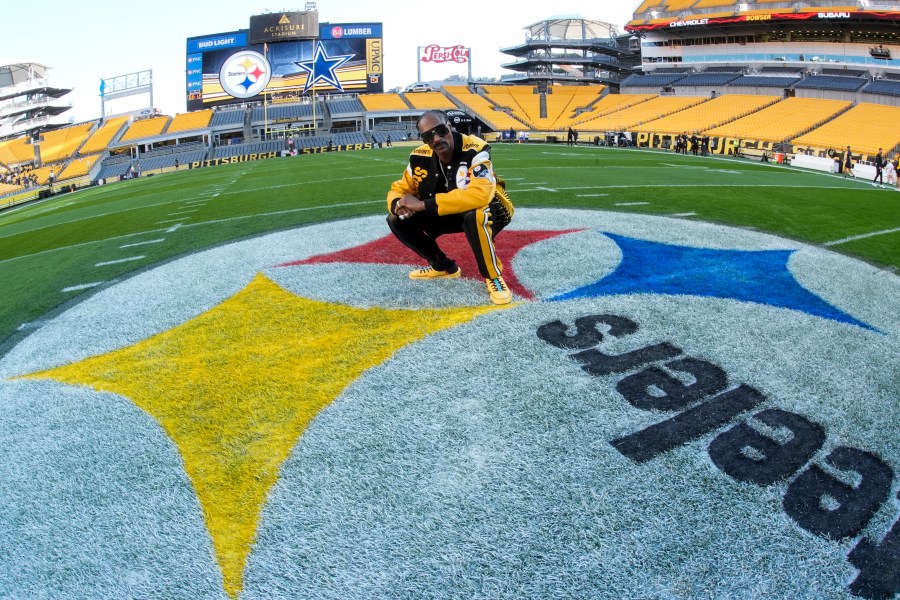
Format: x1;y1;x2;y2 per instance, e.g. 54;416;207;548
386;132;513;225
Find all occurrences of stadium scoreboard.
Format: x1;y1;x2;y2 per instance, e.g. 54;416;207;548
186;12;383;111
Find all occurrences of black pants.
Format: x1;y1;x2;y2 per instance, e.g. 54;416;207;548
387;205;508;279
874;168;883;184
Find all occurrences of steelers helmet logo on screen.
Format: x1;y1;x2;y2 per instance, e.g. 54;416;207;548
219;50;271;99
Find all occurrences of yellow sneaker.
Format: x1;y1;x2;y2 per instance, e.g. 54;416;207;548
409;266;461;280
485;276;512;305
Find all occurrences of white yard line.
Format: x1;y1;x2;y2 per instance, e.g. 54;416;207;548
95;256;145;267
61;281;106;293
0;198;382;267
823;227;900;247
515;184;854;192
615;202;650;206
670;212;698;217
120;238;165;248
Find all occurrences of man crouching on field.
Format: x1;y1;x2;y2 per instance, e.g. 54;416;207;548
386;110;515;305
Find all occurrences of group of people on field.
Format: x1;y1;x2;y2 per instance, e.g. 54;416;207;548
674;132;709;156
838;146;900;189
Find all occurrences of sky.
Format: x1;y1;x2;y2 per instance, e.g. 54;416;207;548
4;0;638;123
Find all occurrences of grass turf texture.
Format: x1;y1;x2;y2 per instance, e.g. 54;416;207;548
1;204;897;599
0;145;897;349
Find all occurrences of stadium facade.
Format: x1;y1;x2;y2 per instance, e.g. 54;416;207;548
628;0;900;75
499;17;641;90
0;61;73;141
5;0;900;207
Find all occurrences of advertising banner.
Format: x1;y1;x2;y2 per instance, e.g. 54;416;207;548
186;26;383;110
627;10;900;32
419;45;469;64
249;12;318;44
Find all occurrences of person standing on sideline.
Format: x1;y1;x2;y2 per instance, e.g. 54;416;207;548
386;110;515;305
884;154;896;187
843;146;855;178
872;148;884;187
894;154;900;191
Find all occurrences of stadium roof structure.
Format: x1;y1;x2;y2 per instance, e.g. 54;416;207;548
0;61;50;89
523;16;621;41
501;17;641;88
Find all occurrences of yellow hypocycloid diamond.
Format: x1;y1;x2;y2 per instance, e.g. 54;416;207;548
22;273;502;597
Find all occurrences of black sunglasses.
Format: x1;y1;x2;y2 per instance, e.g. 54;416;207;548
420;123;450;144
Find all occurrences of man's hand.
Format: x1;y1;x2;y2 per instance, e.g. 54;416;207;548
395;194;425;220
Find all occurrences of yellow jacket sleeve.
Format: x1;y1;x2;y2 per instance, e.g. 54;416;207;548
386;164;419;214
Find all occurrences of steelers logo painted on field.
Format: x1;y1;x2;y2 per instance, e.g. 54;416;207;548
0;209;897;600
219;50;271;99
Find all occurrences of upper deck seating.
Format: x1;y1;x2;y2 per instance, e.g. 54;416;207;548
729;75;801;88
80;115;130;154
404;92;456;110
359;94;410;111
167;110;213;134
794;75;866;92
863;80;900;97
210;110;246;127
119;116;170;142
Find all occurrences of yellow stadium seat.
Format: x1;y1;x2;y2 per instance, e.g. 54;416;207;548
80;116;130;155
58;154;103;180
705;97;851;143
404;92;456;110
359;94;410;111
0;137;35;165
442;86;528;131
632;94;778;135
576;96;702;132
167;110;213;134
36;123;98;164
119;116;170;142
792;103;900;156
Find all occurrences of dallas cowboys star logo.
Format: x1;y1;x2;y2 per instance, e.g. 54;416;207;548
295;41;353;93
549;232;878;332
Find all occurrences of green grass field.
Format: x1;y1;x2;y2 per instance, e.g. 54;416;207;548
2;142;899;599
1;144;897;350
